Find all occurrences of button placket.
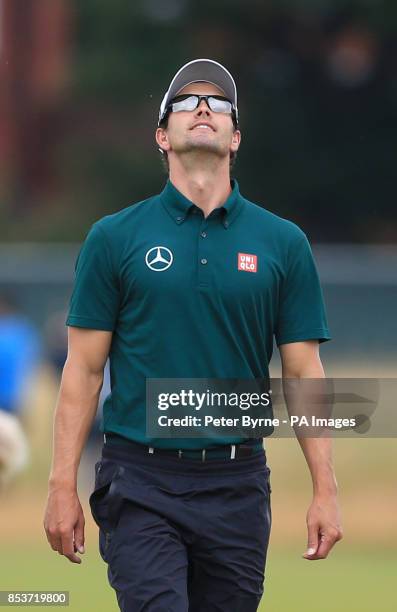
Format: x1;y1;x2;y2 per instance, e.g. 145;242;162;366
197;218;211;287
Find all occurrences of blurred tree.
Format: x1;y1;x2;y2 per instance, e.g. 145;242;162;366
0;0;395;242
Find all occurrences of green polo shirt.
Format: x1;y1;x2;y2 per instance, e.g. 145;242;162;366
66;178;331;449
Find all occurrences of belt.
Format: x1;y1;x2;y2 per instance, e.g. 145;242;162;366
104;432;264;462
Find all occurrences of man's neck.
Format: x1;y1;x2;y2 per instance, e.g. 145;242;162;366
169;158;232;218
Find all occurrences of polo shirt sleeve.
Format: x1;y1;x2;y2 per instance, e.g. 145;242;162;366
66;223;120;331
275;234;331;346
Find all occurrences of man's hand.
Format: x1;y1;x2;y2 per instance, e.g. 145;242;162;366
43;485;86;564
303;493;343;560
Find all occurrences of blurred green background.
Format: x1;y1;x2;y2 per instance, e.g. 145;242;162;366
1;0;396;243
0;0;396;610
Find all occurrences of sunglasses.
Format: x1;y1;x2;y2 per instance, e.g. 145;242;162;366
163;94;238;126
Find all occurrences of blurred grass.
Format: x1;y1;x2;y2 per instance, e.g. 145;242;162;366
265;547;397;612
1;544;396;611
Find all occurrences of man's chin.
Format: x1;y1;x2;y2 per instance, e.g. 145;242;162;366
176;141;227;157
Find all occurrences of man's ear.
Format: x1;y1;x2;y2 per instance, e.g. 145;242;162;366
231;129;241;152
155;127;171;152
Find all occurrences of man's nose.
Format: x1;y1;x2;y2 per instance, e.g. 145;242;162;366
196;98;211;114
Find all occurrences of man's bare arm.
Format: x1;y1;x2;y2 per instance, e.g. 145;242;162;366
43;326;112;564
279;340;343;560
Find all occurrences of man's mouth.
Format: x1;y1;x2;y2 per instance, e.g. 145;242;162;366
190;123;215;131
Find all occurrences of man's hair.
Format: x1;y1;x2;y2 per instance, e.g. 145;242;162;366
157;115;239;174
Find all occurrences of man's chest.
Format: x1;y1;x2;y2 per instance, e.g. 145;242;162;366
119;222;283;307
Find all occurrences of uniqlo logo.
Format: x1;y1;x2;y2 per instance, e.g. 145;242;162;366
238;252;257;273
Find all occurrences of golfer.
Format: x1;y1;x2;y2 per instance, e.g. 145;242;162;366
44;59;343;611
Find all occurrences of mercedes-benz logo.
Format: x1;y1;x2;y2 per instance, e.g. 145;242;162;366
145;246;173;271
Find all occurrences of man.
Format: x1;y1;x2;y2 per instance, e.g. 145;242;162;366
44;59;343;611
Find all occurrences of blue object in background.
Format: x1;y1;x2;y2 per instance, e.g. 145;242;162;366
0;313;41;414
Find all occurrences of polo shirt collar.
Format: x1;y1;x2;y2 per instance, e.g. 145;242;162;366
160;178;244;228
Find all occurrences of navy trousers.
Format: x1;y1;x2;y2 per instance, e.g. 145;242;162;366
89;443;272;611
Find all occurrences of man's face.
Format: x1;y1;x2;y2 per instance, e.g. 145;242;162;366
156;82;241;160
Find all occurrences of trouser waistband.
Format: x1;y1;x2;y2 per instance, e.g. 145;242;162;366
103;432;264;462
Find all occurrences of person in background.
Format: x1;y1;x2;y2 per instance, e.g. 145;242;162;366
0;293;41;488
